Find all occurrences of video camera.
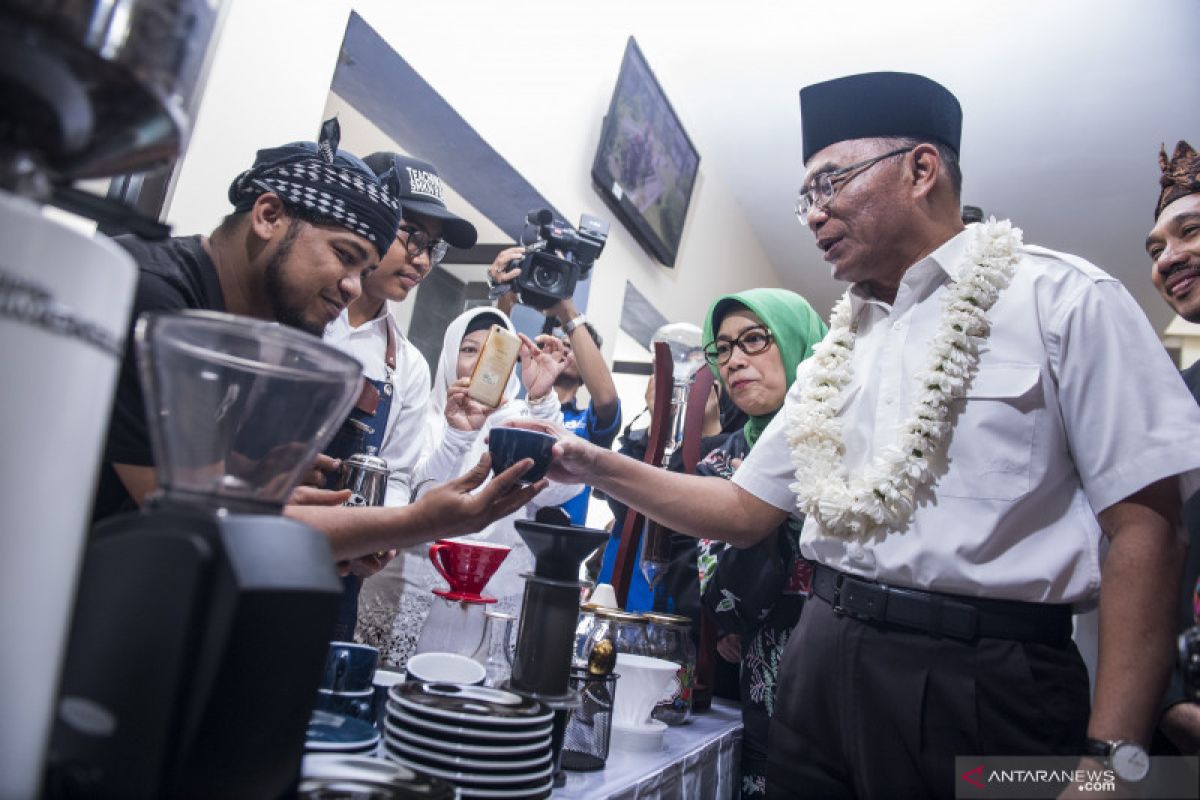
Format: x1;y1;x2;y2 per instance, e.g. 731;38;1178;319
505;209;609;310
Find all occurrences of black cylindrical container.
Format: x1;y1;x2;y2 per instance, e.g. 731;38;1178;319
512;574;580;696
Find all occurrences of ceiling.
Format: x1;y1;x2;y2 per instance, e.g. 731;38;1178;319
593;0;1200;333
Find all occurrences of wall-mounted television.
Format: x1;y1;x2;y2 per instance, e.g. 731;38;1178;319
591;38;700;268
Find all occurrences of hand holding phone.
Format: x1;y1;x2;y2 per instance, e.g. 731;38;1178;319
466;325;521;408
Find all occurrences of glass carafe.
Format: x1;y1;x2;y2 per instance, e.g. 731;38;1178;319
473;609;516;687
415;595;489;658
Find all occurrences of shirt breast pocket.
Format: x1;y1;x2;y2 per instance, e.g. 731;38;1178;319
935;362;1042;501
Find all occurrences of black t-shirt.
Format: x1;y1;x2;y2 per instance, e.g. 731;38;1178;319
91;235;224;523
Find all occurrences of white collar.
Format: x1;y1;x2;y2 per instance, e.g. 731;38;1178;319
846;226;973;319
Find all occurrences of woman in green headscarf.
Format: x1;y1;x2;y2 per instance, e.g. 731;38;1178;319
694;288;826;798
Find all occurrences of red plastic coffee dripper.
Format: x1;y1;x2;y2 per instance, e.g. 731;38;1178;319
428;539;511;604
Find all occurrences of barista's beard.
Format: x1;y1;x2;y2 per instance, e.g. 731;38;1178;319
264;221;322;336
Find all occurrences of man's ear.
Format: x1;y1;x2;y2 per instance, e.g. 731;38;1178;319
248;192;289;243
908;143;941;200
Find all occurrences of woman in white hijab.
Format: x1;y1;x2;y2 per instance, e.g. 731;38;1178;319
380;307;580;667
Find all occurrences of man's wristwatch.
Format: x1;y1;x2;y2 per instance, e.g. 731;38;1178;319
1084;738;1150;783
562;313;587;335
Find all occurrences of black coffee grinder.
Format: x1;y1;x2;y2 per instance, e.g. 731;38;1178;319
0;3;219;796
49;311;363;799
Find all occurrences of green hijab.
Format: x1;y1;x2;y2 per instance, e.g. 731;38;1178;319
703;288;828;449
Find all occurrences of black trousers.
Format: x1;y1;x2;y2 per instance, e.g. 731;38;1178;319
766;597;1090;800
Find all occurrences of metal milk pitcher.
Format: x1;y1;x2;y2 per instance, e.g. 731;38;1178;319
336;450;389;507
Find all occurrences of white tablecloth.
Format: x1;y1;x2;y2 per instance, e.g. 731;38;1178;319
556;700;743;800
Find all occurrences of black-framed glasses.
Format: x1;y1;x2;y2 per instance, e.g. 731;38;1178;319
398;224;449;265
795;146;915;224
703;325;774;366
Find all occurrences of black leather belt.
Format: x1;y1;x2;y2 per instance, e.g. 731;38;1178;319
811;564;1072;646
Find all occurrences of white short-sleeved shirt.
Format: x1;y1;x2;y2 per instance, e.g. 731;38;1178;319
734;226;1200;605
325;309;472;507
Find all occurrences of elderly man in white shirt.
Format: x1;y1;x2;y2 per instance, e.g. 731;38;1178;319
515;72;1200;798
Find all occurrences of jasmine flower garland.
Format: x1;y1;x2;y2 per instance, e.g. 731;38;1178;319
786;219;1022;539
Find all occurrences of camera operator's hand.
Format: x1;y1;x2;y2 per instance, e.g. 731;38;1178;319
488;246;525;314
445;377;500;432
487;246;526;285
518;333;570;401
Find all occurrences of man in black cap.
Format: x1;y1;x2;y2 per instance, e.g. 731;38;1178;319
514;72;1200;797
320;152;494;636
323;152;486;510
94;121;545;569
1147;140;1200;754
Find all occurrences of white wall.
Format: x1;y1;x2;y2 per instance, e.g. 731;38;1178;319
166;0;784;363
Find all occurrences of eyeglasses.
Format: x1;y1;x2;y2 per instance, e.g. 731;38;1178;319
398;224;449;265
795;146;915;224
703;325;774;366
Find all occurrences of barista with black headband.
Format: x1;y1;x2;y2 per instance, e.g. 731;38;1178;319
93;119;546;571
515;73;1200;797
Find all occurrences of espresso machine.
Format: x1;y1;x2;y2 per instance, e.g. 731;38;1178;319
49;311;362;798
0;2;220;797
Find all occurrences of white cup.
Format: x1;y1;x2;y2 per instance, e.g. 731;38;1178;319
405;652;487;686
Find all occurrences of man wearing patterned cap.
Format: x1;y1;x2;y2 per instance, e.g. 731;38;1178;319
522;72;1200;797
1147;140;1200;754
92;120;546;570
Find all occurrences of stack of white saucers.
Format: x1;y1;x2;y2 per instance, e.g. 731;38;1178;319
305;709;381;757
382;682;555;799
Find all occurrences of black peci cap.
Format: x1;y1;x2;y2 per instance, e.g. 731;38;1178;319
799;72;962;164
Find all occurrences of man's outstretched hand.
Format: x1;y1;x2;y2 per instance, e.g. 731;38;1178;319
417;452;548;537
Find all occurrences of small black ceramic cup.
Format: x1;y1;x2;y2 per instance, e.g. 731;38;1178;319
488;427;556;483
369;669;405;729
321;641;379;693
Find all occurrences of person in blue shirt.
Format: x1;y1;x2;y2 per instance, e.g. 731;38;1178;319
489;257;621;525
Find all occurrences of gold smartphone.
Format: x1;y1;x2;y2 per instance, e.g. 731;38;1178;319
466;324;521;408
